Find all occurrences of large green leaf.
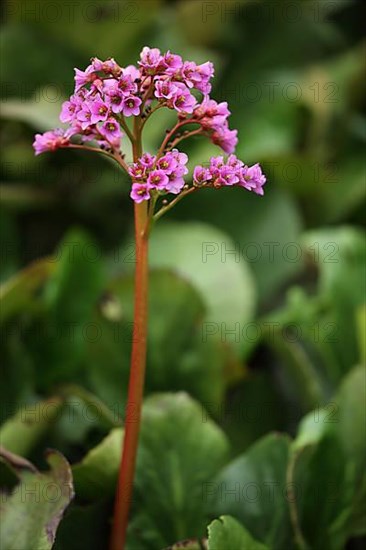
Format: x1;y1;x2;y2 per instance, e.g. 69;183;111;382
72;428;123;501
301;226;366;372
28;228;104;388
0;259;55;324
210;433;292;550
291;433;353;550
289;365;366;547
261;225;366;409
0;91;64;131
127;393;229;549
207;515;268;550
88;270;227;414
169;187;302;306
149;222;256;356
329;365;366;460
0;450;74;550
329;365;366;537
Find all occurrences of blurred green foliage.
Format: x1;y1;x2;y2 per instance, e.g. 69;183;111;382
0;0;365;549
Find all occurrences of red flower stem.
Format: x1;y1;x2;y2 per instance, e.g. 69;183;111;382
110;134;149;550
156;119;201;159
153;186;197;222
140;103;164;130
119;115;135;143
68;144;130;173
167;128;203;150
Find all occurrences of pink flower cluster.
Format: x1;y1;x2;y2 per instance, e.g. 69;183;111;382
32;46;266;201
129;150;188;203
193;155;266;195
193;98;237;154
33;129;70;156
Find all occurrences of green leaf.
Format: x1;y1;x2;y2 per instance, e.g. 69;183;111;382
0;259;55;324
30;228;104;388
301;226;366;372
149;222;256;355
292;407;329;451
207;515;268;550
210;433;292;550
0;90;64;131
0;398;63;457
292;433;353;550
290;366;366;546
301;227;365;304
0;450;74;550
0;23;73;100
170;187;302;306
50;386;120;453
329;365;366;537
88;270;227;414
72;428;123;501
264;318;327;411
329;365;366;460
127;393;229;549
356;305;366;365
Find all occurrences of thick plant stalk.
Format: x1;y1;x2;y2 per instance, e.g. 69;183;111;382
110;199;149;550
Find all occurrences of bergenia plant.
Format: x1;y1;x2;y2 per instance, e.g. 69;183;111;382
33;46;266;549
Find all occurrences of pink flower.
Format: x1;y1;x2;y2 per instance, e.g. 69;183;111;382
215;165;239;186
74;65;95;91
98;118;122;146
121;95;142;117
60;97;80;124
170;84;197;114
165;168;187;194
147;169;169;190
89;96;109;123
130;183;151;203
181;61;200;89
129;163;147;180
194;99;230;130
123;65;141;81
227;154;244;169
77;104;94;130
211;127;238;154
156;152;178;174
163;51;183;75
193;165;212;186
118;74;138;96
170;149;188;166
138;47;165;74
139;153;155;168
105;88;125;113
208;156;225;176
239;163;266;195
33;129;69;155
154;79;178;100
180;61;214;94
195;61;214;94
165;177;185;194
165;162;188;194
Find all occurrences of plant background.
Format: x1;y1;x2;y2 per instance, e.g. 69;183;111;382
0;1;365;549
